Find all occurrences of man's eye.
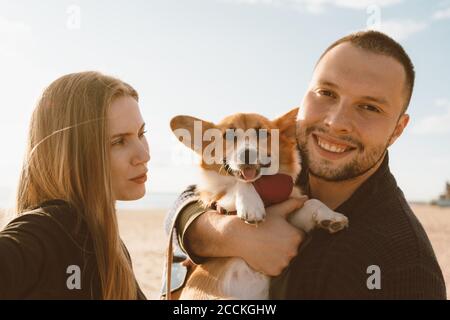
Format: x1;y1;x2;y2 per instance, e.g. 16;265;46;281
359;104;380;113
139;130;147;138
317;90;335;98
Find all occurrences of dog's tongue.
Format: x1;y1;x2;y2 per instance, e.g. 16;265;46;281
242;168;257;181
253;174;294;207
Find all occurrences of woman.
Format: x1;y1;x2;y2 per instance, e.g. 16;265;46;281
0;71;150;299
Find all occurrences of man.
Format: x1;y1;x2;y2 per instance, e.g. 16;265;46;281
164;31;446;299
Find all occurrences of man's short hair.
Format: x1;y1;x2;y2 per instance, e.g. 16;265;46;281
317;30;415;113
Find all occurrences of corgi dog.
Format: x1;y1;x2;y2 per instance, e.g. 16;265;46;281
169;108;348;299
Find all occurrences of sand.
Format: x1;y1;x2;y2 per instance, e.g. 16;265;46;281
1;205;449;299
118;204;450;299
410;204;450;298
116;209;167;299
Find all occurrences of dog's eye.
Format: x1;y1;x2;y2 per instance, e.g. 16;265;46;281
223;130;236;141
258;129;270;139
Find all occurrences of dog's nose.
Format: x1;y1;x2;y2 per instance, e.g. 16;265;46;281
239;149;257;165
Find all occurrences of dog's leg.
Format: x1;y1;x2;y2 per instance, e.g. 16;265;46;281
289;199;349;233
220;258;270;300
235;182;266;223
289;185;304;199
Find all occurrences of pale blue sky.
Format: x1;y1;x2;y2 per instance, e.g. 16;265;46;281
1;0;449;208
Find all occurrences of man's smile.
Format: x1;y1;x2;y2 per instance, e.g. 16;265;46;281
311;133;357;160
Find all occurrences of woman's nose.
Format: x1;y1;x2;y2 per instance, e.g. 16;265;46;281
132;139;150;166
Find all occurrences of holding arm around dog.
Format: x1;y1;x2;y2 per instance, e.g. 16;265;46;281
165;192;306;276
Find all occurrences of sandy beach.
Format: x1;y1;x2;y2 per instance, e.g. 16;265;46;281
116;209;167;299
1;204;449;299
119;204;450;299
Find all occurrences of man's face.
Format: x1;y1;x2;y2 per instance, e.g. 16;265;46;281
297;42;410;181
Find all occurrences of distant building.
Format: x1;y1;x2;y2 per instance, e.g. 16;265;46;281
434;181;450;207
439;182;450;200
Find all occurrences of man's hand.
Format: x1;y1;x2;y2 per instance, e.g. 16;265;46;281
183;197;307;276
231;197;307;276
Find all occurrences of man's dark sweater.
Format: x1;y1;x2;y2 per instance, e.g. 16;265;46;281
0;200;146;299
164;153;447;299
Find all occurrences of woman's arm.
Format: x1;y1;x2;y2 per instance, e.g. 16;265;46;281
164;185;205;262
0;214;47;299
164;185;198;236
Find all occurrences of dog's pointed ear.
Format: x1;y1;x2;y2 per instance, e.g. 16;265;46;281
274;107;299;139
170;115;216;153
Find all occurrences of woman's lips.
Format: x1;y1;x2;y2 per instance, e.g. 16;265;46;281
130;174;147;184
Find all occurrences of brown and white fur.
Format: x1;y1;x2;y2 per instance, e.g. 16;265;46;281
170;108;348;299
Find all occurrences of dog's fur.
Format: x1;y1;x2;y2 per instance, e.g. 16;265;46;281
170;108;348;299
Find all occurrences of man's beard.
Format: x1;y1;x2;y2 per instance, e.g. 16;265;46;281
297;125;389;182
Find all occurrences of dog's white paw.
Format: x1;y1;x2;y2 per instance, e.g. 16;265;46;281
235;183;266;223
308;199;349;233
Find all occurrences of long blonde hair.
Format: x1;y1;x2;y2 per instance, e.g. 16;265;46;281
16;71;139;299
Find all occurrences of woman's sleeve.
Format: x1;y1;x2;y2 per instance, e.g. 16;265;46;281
0;214;49;299
164;185;210;264
164;185;199;236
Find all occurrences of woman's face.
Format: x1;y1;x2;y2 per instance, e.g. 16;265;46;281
108;95;150;201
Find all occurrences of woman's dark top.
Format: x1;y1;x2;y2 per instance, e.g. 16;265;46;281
0;199;146;299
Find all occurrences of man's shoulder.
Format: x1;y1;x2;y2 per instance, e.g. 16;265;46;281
289;188;435;276
318;188;441;281
361;187;431;251
271;193;445;299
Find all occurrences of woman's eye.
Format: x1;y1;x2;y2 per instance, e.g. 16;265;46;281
112;138;124;146
359;104;380;113
139;130;147;138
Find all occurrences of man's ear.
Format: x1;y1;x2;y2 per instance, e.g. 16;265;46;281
274;107;299;139
170;115;216;153
388;113;410;147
